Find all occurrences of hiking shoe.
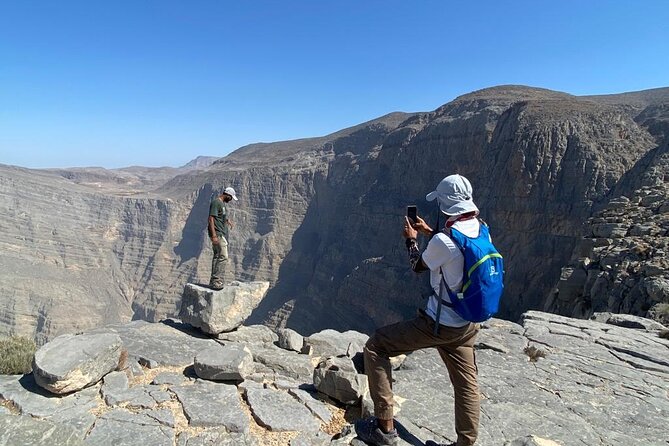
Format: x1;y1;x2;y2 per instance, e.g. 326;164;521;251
354;417;398;445
210;281;224;290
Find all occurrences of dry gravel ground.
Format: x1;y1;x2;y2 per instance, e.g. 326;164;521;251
95;364;351;445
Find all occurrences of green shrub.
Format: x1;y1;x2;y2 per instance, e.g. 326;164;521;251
0;336;36;375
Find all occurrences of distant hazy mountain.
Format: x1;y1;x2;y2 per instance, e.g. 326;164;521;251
180;156;219;170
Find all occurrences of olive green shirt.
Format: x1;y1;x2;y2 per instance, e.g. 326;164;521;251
209;197;229;238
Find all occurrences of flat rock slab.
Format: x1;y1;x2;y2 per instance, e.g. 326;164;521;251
290;430;332;446
194;344;254;381
101;371;128;394
84;409;174;446
143;408;176;428
90;320;218;368
245;387;321;432
0;374;99;438
177;428;255;446
179;282;270;334
304;329;369;358
0;414;84;446
152;372;185;386
390;314;669;446
288;388;333;423
591;311;667;331
171;380;248;432
251;344;315;382
217;324;279;347
149;389;172;404
505;435;563;446
103;385;157;409
33;332;123;394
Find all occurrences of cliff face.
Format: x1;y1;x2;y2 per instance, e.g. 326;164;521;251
248;86;664;333
0;165;194;344
1;85;668;342
543;99;669;322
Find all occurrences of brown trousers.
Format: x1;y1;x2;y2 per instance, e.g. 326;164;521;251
364;310;480;446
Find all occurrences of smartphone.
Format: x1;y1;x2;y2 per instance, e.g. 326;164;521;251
407;205;417;222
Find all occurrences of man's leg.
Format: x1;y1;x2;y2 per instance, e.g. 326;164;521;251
210;236;228;287
359;313;441;445
364;311;458;427
435;324;480;446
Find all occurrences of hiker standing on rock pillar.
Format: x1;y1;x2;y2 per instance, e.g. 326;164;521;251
357;174;500;446
208;187;237;290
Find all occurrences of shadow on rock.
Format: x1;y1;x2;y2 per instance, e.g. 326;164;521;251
182;365;198;379
395;419;428;446
175;183;214;266
161;319;212;340
18;374;59;398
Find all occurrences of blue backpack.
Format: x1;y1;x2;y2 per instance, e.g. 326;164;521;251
435;222;504;329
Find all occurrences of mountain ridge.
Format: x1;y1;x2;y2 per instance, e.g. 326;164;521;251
1;84;669;342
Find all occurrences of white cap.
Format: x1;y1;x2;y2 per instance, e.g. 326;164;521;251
426;174;479;215
223;187;238;201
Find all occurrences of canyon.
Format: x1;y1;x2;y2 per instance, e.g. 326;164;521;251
1;85;668;342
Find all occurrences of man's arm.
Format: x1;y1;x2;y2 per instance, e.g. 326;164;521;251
406;238;429;272
403;217;429;273
208;215;219;243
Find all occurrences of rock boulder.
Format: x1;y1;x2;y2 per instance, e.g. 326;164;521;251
194;344;254;381
313;356;368;405
32;333;124;394
304;330;369;358
179;282;270;335
276;328;304;352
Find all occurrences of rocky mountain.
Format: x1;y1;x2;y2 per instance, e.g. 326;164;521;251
0;309;667;445
544;182;669;324
0;155;223;344
1;85;669;342
179;156;219;170
43;156;220;193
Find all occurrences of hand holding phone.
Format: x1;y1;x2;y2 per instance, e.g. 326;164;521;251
407;206;433;236
407;205;417;223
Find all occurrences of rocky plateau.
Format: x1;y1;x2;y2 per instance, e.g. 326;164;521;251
0;303;666;446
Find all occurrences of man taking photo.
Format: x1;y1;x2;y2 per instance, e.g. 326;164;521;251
356;174;489;446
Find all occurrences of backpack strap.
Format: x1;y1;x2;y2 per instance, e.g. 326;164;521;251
434;267;444;336
434;266;457;335
432;214;481;334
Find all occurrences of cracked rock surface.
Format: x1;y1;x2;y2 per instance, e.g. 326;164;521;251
390;311;668;446
1;311;667;445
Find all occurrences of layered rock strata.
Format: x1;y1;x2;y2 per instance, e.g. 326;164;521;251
545;182;669;325
2;86;669;341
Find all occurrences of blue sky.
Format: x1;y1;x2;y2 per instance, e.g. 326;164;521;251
1;1;668;169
